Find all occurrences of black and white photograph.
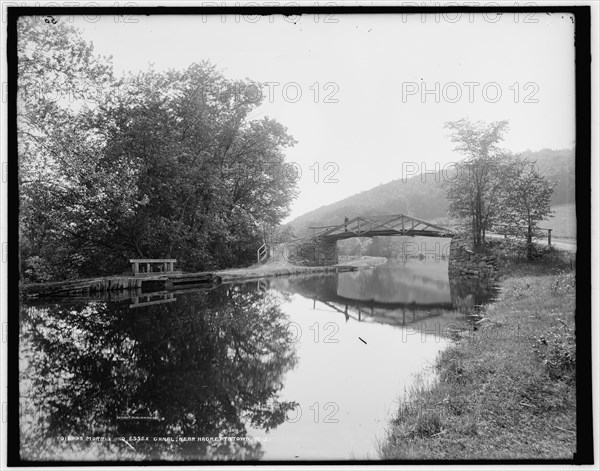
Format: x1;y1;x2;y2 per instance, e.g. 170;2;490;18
2;2;596;466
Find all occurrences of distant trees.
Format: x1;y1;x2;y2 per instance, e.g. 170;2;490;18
444;119;554;256
269;225;297;243
18;17;298;281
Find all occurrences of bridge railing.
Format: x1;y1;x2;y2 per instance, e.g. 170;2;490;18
309;214;454;239
308;224;341;238
257;243;268;264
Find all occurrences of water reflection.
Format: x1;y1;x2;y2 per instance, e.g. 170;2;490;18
20;285;298;461
338;258;452;305
271;259;497;327
449;277;499;314
129;291;177;308
19;258;497;461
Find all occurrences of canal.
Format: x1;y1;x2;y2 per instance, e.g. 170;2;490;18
19;257;497;461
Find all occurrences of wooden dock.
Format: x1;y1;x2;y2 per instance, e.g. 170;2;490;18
20;272;221;298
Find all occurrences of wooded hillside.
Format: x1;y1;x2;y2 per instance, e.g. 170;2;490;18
286;148;574;238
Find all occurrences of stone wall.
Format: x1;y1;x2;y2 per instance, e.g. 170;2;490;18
286;238;339;266
448;237;503;282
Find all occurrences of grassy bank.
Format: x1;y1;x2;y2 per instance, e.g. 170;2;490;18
381;248;576;460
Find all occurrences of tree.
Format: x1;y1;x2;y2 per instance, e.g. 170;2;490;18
443;119;511;247
18;17;298;280
502;158;555;258
18;16;135;279
269;225;297;244
443;120;555;256
103;63;298;271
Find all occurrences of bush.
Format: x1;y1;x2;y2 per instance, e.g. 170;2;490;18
437;349;470;385
22;250;83;282
22;256;55;283
412;411;442;438
486;238;550;261
549;273;575;297
533;322;576;381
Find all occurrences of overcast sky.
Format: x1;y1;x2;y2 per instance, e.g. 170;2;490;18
72;11;576;222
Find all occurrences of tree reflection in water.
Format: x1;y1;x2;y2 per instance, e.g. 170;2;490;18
19;284;298;461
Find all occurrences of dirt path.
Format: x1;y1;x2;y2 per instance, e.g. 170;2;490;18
487;233;576;253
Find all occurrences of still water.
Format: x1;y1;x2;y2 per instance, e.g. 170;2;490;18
19;258;496;461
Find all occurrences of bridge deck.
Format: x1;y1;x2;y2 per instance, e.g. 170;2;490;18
309;213;454;240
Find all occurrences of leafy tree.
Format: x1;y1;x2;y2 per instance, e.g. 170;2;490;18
18;17;298;280
443;120;555;255
443;119;511;247
102;63;298;271
269;225;297;244
502;158;555;258
18;16;136;278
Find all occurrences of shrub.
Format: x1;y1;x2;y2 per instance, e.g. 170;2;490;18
22;251;83;282
437;350;470;385
533;323;576;381
412;411;442;438
549;273;575;297
486;238;550;261
22;256;54;283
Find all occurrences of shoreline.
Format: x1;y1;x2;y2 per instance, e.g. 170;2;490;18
380;248;576;459
215;255;388;283
19;256;388;298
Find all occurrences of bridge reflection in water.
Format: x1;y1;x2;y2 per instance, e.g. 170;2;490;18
270;258;497;326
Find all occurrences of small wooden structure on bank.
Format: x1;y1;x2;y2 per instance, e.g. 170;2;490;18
129;258;180;276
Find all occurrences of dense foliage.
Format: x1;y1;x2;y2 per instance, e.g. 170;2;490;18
502;158;555;257
443;119;513;246
443;119;555;253
18;17;298;281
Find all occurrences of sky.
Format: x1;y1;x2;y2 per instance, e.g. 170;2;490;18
70;11;576;222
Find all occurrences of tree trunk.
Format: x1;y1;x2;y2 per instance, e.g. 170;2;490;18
527;224;533;259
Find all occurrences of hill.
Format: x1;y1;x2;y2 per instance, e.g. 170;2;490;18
286;148;575;238
521;148;575;206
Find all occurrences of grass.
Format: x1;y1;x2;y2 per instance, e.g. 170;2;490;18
380;247;576;460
